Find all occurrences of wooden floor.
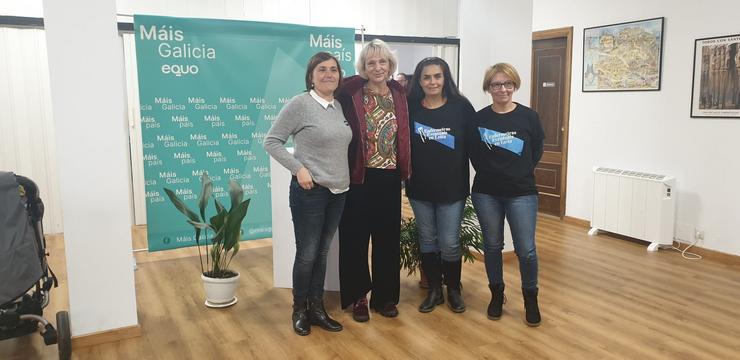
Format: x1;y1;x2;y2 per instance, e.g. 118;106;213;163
3;214;740;359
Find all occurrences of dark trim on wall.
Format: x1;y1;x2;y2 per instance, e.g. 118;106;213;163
119;22;134;31
355;33;459;45
0;16;44;28
0;16;136;32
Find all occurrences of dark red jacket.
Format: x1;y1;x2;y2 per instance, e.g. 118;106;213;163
337;75;411;184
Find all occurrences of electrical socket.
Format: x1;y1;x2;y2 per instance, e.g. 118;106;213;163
694;229;705;241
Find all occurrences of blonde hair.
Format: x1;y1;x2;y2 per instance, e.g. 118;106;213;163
356;39;398;80
482;63;521;91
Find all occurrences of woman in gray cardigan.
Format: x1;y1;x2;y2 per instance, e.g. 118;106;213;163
264;52;352;336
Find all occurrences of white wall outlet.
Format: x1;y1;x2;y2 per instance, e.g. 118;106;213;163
694;229;705;241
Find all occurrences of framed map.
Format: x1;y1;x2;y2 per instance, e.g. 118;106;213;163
583;17;664;92
690;34;740;118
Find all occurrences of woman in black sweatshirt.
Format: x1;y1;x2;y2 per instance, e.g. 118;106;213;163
468;63;544;327
406;57;474;314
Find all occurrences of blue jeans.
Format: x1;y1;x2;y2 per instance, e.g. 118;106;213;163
471;193;538;290
409;198;465;261
289;179;346;303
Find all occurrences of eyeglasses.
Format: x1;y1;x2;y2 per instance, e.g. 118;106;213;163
489;81;515;90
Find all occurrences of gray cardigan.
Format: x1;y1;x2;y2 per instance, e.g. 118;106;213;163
264;92;352;191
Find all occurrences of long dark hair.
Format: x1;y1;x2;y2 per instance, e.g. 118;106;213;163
407;57;469;106
305;52;343;96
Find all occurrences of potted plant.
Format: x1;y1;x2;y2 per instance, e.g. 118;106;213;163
400;198;484;280
163;172;250;308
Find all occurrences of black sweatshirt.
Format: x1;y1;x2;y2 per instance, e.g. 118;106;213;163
405;98;475;203
468;103;544;197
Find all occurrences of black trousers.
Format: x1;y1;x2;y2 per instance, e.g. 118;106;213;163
338;168;401;309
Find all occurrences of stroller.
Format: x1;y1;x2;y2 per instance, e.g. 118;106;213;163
0;171;71;359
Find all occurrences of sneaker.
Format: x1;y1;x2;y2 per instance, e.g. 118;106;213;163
352;297;369;322
377;303;399;318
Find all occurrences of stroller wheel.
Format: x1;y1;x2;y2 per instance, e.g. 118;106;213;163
56;311;71;360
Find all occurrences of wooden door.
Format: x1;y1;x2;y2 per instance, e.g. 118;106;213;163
531;28;572;217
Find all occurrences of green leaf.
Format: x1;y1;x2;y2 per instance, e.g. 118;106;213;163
163;188;200;223
198;173;213;223
210;226;225;245
214;198;226;214
187;220;213;230
209;209;227;232
228;180;244;212
224;199;250;251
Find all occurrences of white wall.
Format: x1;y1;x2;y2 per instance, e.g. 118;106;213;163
0;0;43;17
460;0;533;252
533;0;740;255
117;0;458;37
43;0;138;336
459;0;533;110
0;28;63;234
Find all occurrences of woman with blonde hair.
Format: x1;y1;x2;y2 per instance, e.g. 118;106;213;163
336;39;411;322
468;63;544;326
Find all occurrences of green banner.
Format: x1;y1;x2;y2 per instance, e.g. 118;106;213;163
134;15;355;251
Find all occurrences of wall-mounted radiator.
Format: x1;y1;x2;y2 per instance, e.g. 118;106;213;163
588;167;676;252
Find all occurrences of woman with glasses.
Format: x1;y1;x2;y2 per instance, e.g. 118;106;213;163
468;63;544;326
405;57;474;313
336;39;411;322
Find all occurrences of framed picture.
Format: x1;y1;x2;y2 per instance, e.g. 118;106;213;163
582;17;664;92
690;34;740;118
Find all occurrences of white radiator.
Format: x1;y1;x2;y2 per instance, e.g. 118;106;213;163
588;167;676;252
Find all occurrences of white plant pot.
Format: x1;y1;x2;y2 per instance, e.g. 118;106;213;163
201;272;240;308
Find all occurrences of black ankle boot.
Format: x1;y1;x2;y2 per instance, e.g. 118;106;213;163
522;287;541;327
487;283;505;320
441;260;465;313
292;301;311;336
419;287;444;313
308;298;343;332
418;252;444;313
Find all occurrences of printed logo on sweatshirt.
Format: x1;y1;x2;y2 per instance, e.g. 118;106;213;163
478;127;523;156
415;122;454;149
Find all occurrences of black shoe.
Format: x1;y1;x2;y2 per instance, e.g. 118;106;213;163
308;298;343;332
292;302;311;336
446;287;466;313
418;287;444;313
487;283;506;320
522;287;541;327
441;259;465;313
376;303;399;318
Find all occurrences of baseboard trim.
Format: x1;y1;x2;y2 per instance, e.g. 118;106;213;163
562;215;590;228
673;241;740;264
72;324;141;348
562;216;739;263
